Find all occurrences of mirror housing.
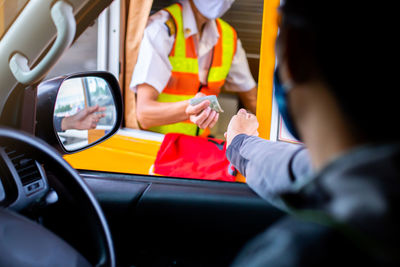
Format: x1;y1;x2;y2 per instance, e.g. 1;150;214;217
36;71;123;154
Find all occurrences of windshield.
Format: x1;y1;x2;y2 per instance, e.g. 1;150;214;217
0;0;29;40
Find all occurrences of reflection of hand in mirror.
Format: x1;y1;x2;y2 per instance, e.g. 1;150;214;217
225;109;259;148
61;105;106;131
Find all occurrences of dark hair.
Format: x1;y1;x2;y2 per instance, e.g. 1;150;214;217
280;0;398;142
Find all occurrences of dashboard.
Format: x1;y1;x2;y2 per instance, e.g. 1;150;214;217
0;146;49;210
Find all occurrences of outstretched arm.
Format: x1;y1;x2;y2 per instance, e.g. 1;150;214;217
136;83;219;130
225;109;313;208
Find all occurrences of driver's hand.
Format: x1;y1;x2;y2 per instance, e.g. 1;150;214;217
185;93;219;129
61;105;106;131
225;109;259;148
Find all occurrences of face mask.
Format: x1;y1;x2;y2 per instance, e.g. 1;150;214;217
273;68;300;140
192;0;235;20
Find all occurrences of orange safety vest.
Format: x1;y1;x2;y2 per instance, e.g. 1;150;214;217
149;3;237;136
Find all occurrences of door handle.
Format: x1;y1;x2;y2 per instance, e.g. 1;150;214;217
9;1;76;85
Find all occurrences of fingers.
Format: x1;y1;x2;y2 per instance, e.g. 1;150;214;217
238;108;247;116
186;100;210;116
225;108;259;140
190;107;220;129
237;108;255;117
86;105;99;114
199;110;218;129
83;113;104;130
89;117;100;129
93;113;105;123
86;105;106;124
88;105;106;114
191;107;211;128
208;112;219;129
237;108;258;122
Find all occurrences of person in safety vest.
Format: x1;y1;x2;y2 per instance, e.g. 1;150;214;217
130;0;257;137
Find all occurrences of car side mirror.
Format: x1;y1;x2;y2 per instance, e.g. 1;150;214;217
36;71;123;154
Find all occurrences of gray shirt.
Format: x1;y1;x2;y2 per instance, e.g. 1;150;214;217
227;134;400;266
226;134;313;209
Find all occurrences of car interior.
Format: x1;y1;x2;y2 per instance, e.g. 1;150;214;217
0;0;284;266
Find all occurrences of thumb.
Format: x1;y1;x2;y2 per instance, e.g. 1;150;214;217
187;100;210;115
98;106;107;112
87;105;99;114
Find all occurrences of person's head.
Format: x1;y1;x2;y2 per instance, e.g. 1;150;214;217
276;0;397;146
191;0;235;20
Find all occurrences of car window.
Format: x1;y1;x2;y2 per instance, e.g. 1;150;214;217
63;0;270;184
0;0;29;40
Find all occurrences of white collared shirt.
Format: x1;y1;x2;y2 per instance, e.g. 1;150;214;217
130;0;256;94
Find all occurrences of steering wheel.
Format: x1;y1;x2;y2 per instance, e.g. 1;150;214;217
0;127;115;267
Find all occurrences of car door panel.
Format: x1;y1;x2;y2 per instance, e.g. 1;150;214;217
81;171;283;266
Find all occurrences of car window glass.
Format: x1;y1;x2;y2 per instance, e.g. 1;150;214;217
46;20;98;79
63;0;265;184
0;0;29;40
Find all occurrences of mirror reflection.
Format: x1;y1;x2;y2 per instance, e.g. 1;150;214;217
54;76;117;151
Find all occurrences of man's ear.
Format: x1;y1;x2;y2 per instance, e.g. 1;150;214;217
282;26;318;85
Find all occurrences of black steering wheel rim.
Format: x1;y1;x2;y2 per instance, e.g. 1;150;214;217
0;127;115;267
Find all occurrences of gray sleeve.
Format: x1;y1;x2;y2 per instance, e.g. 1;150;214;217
54;116;64;132
226;134;313;208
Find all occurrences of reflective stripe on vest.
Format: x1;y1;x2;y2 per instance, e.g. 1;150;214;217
149;3;237;136
149;93;208;136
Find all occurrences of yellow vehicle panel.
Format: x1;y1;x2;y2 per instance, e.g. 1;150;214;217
65;128;247;182
65;131;162;175
256;0;279;139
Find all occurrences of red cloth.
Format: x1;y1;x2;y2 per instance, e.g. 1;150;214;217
154;133;236;182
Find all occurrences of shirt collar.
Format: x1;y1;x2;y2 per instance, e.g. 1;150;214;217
181;0;198;38
201;19;219;47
